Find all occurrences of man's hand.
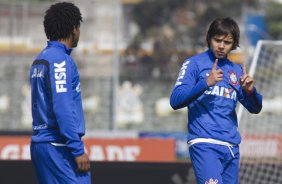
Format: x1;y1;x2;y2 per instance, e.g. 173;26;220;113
75;153;91;172
240;63;254;94
206;59;223;87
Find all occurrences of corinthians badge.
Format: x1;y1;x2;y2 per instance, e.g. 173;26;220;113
228;71;238;85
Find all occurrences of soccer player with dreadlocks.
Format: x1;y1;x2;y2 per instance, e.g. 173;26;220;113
30;2;91;183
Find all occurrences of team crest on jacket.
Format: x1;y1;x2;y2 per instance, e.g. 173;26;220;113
228;71;238;85
205;178;218;184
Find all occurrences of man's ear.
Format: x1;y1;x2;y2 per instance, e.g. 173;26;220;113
69;31;75;40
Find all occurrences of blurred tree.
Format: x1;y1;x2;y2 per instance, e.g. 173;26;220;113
189;0;243;46
123;0;263;80
132;0;187;32
264;1;282;39
129;0;252;50
129;0;187;50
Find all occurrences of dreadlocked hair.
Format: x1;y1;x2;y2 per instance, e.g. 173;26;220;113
44;2;82;41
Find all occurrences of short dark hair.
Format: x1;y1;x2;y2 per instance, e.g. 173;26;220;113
44;2;83;41
206;17;240;50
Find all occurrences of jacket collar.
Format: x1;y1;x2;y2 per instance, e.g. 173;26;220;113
207;48;228;63
47;41;73;55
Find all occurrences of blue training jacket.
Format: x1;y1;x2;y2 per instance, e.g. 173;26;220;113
170;49;262;145
30;41;85;157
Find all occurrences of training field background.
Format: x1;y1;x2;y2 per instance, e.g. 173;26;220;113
0;0;282;183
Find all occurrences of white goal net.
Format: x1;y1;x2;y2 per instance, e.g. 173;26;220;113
238;40;282;184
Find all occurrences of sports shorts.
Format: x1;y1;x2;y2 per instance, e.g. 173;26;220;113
189;143;239;184
30;142;91;184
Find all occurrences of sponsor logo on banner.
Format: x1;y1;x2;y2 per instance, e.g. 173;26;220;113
84;138;175;162
0;136;175;162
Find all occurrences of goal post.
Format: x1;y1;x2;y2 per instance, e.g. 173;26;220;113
237;40;282;122
238;40;282;183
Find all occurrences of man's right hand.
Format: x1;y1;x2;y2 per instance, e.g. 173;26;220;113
75;153;91;172
206;59;223;86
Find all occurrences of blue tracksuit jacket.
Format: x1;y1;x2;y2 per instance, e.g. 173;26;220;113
30;41;85;157
170;49;262;145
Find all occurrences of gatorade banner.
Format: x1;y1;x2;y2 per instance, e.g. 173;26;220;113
0;136;176;162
